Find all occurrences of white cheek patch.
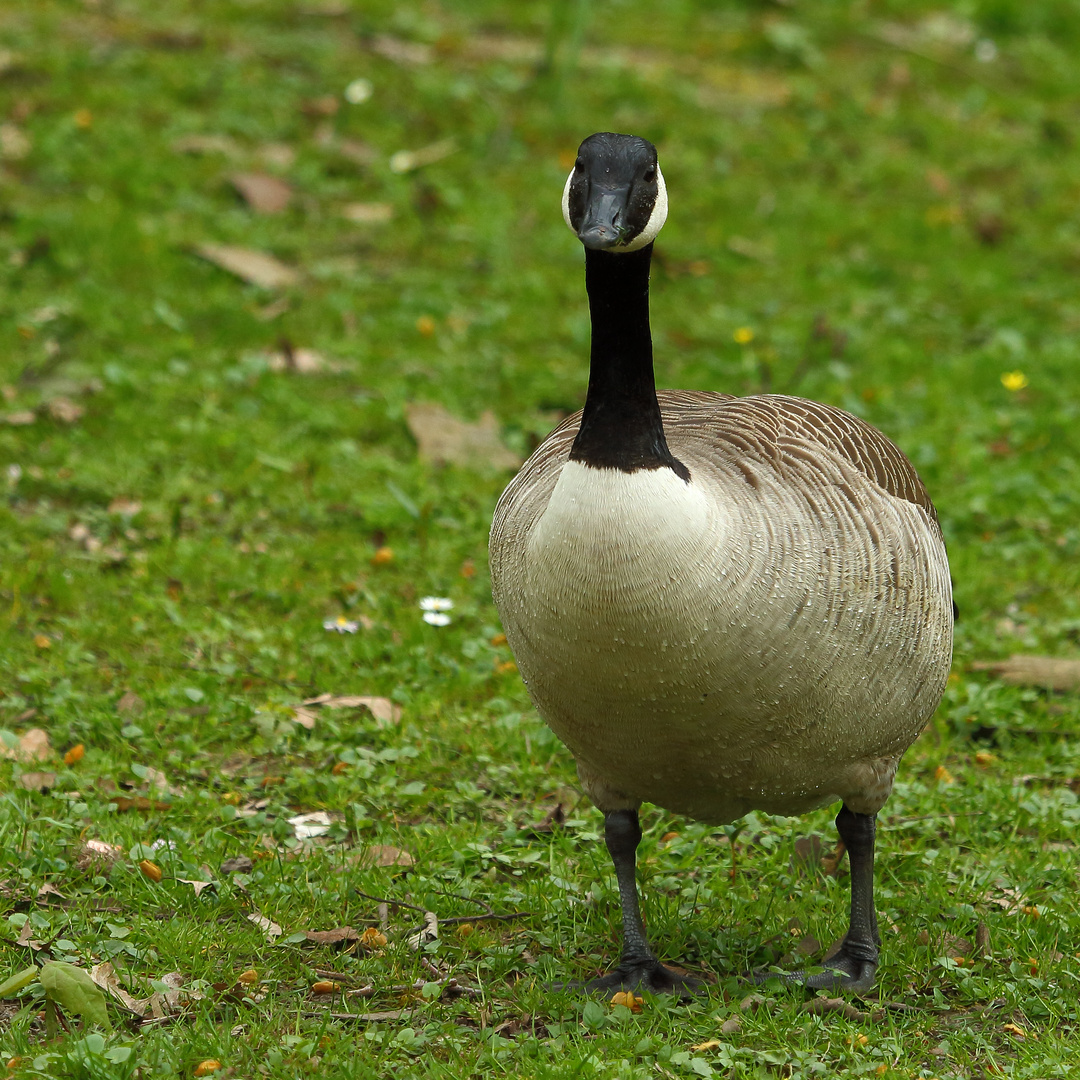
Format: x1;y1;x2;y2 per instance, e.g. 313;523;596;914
618;166;668;252
561;164;669;250
562;167;576;234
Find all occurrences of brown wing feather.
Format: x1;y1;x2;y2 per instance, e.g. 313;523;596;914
492;391;939;546
657;391;940;526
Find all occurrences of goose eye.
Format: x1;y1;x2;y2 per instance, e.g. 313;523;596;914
575;157;584;170
643;167;656;183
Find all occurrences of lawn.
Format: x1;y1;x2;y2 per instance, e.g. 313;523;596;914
2;0;1080;1076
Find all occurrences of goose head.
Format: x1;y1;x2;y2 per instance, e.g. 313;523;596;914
562;132;668;253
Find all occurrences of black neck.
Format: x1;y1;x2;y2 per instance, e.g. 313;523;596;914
569;244;688;480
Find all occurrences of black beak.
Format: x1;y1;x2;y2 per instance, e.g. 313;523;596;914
576;185;631;250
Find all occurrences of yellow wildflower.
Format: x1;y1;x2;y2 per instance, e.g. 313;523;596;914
1001;370;1028;391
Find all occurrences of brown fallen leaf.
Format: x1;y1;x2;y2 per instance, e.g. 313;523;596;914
389;138;457;174
46;397;83;423
172;133;240;156
2;410;36;426
265;347;326;373
720;1015;742;1035
371;34;433;66
248;911;283;941
108;498;142;517
0;123;31;160
195;243;299;289
178;878;216;897
971;655;1080;692
358;844;414;869
358;928;388;950
802;997;870;1021
292;706;318;730
220;856;254;874
74;839;124;873
0;728;51;763
230;172;293;214
341;202;394;224
305;926;360;946
302;694;401;726
90;961;153;1016
113;796;170;812
18;771;56;792
16;920;44;951
405;402;521;470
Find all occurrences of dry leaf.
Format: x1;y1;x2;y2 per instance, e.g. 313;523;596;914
195;244;299;289
802;997;870;1021
405;402;521;470
257;142;296;169
108;498;142;516
371;34;433;66
113;796;170;812
221;856;253;874
335;138;377;166
2;410;36;426
90;962;153;1016
139;860;163;883
230;172;293;214
305;927;360;946
172;133;240;156
312;980;338;993
46;397;83;423
971;655;1080;691
303;694;401;726
360;844;414;869
0;728;51;763
63;744;85;766
389;138;457;174
358;928;388;950
248;912;283;941
611;990;643;1013
691;1039;722;1051
0;123;31;161
291;706;318;730
265;347;327;373
75;840;124;873
178;878;216;897
342;202;394;224
289;811;332;840
18;771;55;792
720;1016;742;1035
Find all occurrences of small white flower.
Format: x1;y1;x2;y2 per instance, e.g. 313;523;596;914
419;597;454;612
344;78;373;104
423;611;452;627
324;615;359;634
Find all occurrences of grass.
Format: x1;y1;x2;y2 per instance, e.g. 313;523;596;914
2;0;1080;1076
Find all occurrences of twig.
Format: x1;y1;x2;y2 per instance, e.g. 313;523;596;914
403;911;531;935
355;890;429;914
300;1009;413;1022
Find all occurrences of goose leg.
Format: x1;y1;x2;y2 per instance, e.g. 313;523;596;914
560;808;702;996
804;804;879;993
752;804;879;993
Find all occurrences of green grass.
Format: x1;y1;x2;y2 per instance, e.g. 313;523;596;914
2;0;1080;1076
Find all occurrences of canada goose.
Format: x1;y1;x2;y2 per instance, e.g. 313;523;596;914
489;133;953;995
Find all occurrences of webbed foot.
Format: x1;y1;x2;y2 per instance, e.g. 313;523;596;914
753;939;877;995
558;960;704;998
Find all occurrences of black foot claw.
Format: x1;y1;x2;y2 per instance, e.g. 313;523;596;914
556;960;704;999
752;943;877;995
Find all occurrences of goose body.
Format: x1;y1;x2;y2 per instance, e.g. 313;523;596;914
492;393;952;826
489;133;953;994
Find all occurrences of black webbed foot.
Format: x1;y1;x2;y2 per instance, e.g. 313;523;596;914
557;959;704;999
